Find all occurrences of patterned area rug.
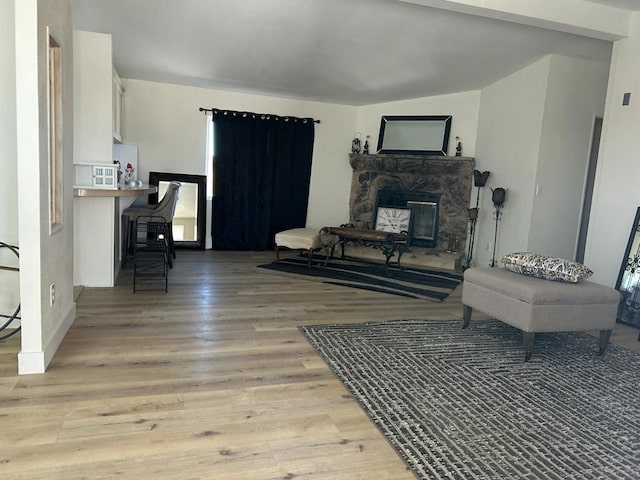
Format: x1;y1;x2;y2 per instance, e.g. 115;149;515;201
300;319;640;480
257;256;462;302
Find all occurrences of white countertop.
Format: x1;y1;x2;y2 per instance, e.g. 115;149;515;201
73;184;157;197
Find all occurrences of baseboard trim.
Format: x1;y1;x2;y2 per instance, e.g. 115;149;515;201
18;303;76;375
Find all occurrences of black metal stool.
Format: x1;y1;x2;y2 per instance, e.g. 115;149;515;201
132;216;170;293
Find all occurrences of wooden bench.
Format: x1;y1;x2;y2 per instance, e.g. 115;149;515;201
320;225;409;274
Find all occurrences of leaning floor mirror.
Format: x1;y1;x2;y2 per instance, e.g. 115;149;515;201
615;206;640;332
149;172;206;250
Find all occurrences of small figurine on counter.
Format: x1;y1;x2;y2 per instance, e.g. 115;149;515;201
113;160;123;185
123;163;135;184
363;135;370;154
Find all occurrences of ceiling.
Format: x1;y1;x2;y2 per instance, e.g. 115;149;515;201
584;0;640;9
71;0;634;106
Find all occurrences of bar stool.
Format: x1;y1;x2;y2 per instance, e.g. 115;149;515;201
122;181;181;268
132;215;170;293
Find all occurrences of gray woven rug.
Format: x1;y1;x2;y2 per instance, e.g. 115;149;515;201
299;319;640;480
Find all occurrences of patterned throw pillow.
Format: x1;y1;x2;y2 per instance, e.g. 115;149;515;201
501;252;593;283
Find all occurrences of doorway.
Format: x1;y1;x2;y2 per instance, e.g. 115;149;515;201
576;117;602;263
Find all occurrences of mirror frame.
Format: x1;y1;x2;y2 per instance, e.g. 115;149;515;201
149;171;206;250
615;206;640;329
376;115;452;155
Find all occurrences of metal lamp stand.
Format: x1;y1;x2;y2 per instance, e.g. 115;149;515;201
464;188;481;269
464;170;491;270
490;204;503;267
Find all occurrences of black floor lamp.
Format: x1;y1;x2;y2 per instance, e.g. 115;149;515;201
490;187;507;267
464;170;490;269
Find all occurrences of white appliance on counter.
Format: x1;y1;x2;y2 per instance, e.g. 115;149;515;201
74;163;118;189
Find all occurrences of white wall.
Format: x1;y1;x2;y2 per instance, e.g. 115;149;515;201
355;91;481;158
473;57;549;267
15;0;76;374
122;79;357;228
528;55;609;259
0;0;20;324
473;55;609;268
586;12;640;286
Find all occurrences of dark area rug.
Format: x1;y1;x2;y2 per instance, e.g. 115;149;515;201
257;256;462;302
300;319;640;480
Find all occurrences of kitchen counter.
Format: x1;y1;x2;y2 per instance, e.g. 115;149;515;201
73;184;157;197
73;184;158;287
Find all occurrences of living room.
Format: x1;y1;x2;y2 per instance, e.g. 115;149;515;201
1;0;640;477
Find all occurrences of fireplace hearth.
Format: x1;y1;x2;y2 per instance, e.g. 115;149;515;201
349;153;474;251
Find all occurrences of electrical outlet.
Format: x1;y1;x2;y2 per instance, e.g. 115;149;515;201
49;282;56;306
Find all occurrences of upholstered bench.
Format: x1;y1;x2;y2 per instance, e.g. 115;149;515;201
462;267;620;361
274;228;336;268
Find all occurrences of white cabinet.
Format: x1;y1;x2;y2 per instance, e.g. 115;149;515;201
73;30;113;165
112;69;124;142
73;31;125;287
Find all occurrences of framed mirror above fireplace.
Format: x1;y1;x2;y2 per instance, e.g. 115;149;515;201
376;115;452;155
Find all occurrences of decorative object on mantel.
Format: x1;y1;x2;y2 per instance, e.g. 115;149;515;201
490;187;507;267
363;135;370;154
351;132;362;154
464;169;491;269
455;136;462;156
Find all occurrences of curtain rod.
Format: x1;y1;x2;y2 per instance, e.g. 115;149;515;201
199;107;320;124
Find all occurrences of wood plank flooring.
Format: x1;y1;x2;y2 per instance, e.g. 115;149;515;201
0;250;638;479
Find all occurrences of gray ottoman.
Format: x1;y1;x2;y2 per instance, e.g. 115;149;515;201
462;267;620;361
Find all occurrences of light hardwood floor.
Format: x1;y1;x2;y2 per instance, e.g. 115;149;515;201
0;251;638;479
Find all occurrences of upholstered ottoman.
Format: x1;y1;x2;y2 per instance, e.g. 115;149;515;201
274;228;336;268
462;267;620;361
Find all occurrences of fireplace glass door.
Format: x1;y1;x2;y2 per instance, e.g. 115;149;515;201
407;201;437;243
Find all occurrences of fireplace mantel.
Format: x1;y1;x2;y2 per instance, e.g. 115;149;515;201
349;153;474;172
348;153;475;251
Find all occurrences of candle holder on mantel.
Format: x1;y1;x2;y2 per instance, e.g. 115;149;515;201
490;187;507;267
463;170;490;270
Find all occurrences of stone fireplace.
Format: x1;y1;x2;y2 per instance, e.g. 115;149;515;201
348;153;474;252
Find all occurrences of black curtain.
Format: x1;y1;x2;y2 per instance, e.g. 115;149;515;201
212;111;315;250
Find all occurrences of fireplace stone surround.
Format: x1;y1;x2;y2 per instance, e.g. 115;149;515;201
348;153;475;255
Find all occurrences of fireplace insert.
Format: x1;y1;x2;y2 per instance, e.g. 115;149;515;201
374;190;440;248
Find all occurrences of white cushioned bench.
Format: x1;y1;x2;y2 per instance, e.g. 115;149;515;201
462;267;620;361
274;228;336;268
